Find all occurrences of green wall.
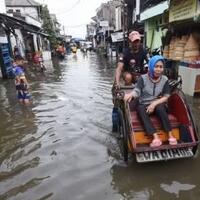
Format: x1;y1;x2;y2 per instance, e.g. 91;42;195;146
145;15;163;51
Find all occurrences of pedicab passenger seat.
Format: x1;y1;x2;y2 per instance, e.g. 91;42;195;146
130;111;180;131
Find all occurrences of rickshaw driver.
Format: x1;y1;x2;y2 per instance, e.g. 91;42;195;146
115;31;149;87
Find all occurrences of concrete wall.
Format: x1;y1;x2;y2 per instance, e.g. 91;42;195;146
42;51;51;61
33;33;38;52
25;15;41;28
0;0;6;13
115;7;122;31
6;6;41;28
6;6;39;20
0;36;8;43
10;29;25;57
97;0;121;29
0;27;7;44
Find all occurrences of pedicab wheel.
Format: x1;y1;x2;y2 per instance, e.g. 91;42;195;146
118;108;129;162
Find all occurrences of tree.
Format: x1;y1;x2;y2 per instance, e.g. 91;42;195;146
41;5;57;48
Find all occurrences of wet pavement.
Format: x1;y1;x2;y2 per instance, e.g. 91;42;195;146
0;51;200;200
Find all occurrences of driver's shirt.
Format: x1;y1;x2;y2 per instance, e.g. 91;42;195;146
119;47;148;74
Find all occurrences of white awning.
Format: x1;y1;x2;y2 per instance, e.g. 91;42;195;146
140;1;168;21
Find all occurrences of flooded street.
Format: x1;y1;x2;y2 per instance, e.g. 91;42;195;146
0;51;200;200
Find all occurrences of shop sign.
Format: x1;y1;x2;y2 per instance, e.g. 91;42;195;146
169;0;197;22
100;21;109;27
111;32;124;42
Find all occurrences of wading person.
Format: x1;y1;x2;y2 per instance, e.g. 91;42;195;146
115;31;149;87
14;56;31;104
124;55;177;147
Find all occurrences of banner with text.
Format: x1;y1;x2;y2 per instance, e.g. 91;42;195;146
169;0;197;22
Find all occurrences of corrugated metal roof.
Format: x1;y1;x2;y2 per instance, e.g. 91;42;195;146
5;0;41;7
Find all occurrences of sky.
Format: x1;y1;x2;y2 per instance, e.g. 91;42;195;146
36;0;109;38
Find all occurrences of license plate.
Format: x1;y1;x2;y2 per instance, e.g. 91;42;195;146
136;148;194;163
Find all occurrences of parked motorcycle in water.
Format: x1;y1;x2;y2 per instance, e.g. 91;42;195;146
151;47;161;56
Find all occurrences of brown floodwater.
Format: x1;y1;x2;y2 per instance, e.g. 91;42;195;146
0;51;200;200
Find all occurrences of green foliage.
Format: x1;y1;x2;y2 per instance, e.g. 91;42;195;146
41;5;57;47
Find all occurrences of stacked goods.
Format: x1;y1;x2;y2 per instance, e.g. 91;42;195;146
168;37;176;59
184;34;200;62
174;36;188;61
163;45;169;58
192;32;200;45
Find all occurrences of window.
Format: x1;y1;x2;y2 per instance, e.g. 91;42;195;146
7;9;13;13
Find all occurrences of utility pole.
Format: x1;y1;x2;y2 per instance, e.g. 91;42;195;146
122;0;127;49
122;6;125;49
63;25;66;36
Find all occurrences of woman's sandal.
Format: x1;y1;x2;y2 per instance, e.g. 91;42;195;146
150;138;162;147
168;137;177;145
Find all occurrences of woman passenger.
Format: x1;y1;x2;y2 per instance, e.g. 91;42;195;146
124;55;177;147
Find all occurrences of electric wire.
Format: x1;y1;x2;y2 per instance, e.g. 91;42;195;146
55;0;81;15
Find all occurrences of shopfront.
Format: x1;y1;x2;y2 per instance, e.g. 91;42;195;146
162;0;200;96
0;24;13;79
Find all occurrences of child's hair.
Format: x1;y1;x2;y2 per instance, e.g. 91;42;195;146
20;77;26;84
14;55;24;61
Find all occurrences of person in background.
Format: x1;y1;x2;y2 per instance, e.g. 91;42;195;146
13;46;20;58
56;44;65;58
124;55;177;147
115;31;149;87
71;44;77;54
14;56;31;104
33;51;46;72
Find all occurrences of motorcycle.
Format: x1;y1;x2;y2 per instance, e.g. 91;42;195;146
151;47;161;56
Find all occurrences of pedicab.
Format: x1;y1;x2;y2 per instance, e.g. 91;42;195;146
112;61;199;163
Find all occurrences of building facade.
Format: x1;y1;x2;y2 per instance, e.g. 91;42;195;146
140;0;168;50
0;1;13;78
5;0;51;60
6;0;42;27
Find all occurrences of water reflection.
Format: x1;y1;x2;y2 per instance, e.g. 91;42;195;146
160;181;196;198
110;156;200;200
0;174;50;199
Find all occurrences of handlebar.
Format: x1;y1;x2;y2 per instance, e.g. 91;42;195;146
112;85;135;101
169;75;182;90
